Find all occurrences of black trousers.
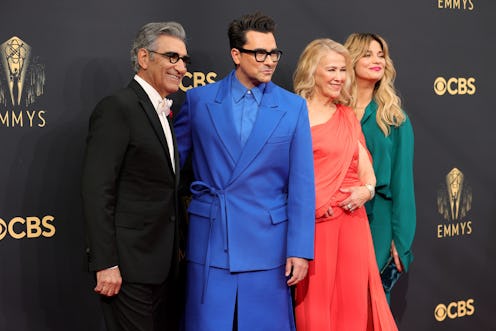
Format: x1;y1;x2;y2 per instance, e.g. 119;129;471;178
100;273;181;331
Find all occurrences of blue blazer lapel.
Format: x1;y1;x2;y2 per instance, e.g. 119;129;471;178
206;75;243;164
206;102;243;164
230;83;286;183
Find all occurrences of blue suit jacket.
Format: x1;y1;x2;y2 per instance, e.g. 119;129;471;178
174;71;315;272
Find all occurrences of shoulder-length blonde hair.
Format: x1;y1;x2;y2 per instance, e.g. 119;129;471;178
293;38;352;106
344;33;405;136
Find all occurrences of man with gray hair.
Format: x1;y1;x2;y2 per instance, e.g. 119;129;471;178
82;22;189;331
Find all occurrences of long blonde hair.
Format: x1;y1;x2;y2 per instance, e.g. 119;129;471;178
293;38;352;106
344;33;404;136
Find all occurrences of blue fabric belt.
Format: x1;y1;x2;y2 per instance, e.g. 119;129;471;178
190;180;228;303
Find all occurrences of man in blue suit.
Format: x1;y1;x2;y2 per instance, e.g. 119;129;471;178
174;12;315;330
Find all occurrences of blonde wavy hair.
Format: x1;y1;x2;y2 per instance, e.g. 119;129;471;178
293;38;352;106
344;33;405;136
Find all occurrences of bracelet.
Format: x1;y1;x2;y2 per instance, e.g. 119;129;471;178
364;184;375;200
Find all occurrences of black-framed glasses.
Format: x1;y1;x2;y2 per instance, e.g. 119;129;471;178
148;50;191;65
237;47;283;62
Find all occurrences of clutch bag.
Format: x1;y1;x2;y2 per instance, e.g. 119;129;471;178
380;256;402;292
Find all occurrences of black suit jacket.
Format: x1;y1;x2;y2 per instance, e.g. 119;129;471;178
81;79;180;284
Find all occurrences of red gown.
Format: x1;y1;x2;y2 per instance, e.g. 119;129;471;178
295;104;397;331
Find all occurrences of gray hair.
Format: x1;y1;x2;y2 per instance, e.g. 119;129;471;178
130;22;187;73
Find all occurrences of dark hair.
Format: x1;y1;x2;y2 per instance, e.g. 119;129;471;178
228;12;276;49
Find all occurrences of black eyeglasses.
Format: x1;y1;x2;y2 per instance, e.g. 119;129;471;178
237;48;283;62
148;50;191;65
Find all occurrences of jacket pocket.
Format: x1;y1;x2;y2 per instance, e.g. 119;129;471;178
269;205;288;224
266;135;291;144
188;199;212;218
115;212;145;229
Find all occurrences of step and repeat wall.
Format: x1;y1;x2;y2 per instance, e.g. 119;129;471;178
0;1;494;330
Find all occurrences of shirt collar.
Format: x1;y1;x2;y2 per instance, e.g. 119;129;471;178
361;99;377;124
134;74;165;111
230;71;265;105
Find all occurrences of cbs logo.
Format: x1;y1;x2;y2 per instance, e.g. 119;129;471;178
434;298;475;322
0;216;56;240
434;77;476;96
180;71;217;91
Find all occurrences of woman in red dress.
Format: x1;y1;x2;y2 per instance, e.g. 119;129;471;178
293;38;397;330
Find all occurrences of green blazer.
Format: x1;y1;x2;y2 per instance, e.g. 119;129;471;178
361;100;416;272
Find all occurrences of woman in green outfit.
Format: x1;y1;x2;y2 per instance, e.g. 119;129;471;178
344;33;416;303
